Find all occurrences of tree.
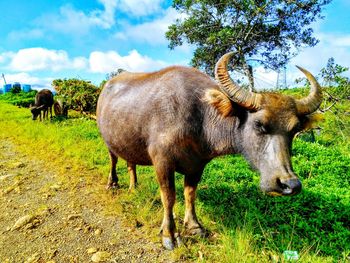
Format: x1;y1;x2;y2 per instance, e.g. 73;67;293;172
166;0;332;90
10;84;21;94
52;79;101;114
319;57;350;100
106;68;126;80
320;57;349;86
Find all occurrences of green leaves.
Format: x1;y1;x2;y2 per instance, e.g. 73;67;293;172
166;0;332;84
52;78;101;114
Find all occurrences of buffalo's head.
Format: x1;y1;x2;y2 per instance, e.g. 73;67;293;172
30;105;45;120
214;52;322;196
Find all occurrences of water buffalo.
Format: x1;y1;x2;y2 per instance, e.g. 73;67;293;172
30;89;54;121
96;52;322;250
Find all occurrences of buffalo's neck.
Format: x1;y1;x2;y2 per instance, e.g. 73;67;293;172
202;108;241;158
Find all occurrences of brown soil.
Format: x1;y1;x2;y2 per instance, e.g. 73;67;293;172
0;139;175;263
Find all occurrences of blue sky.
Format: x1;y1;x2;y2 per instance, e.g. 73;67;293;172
0;0;349;90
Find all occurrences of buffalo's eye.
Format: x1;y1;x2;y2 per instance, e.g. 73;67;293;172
254;120;269;134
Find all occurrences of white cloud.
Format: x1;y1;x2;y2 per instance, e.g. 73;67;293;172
89;49;168;73
115;8;186;45
0;72;53;88
5;48;88;72
97;0;117;27
331;36;350;47
35;0;117;35
1;47;170;75
0;51;14;64
117;0;164;16
8;29;44;41
290;32;350;83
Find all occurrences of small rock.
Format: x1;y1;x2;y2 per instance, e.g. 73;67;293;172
24;219;41;230
91;251;111;262
12;162;26;168
42;193;51;199
0;173;15;181
4;186;15;194
11;215;35;231
83;226;91;233
109;239;118;246
87;247;98;254
67;214;81;220
198;250;204;260
47;249;58;259
50;184;61;191
94;229;102;235
24;253;40;263
135;220;143;228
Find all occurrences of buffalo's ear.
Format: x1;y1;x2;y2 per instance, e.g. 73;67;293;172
204;89;233;117
301;113;324;131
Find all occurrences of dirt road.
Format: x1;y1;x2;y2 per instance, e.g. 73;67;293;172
0;138;172;262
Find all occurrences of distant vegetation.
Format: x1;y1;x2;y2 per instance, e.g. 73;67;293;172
0;90;37;107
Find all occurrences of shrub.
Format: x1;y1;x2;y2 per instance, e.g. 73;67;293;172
52;78;101;114
10;84;22;94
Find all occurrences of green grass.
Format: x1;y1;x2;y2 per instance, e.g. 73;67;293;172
0;97;349;262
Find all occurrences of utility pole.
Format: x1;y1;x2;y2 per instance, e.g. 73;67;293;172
276;66;287;89
1;73;6;84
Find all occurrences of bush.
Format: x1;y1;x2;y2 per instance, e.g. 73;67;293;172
10;85;21;94
52;79;101;114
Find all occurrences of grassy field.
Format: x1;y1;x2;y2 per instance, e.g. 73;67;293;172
0;93;349;262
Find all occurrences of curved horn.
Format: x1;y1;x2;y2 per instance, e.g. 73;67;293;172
295;66;322;115
215;52;261;110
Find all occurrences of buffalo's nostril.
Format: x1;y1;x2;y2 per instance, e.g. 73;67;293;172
277;178;302;195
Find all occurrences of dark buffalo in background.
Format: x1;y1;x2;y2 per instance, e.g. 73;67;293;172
96;52;322;250
30;89;54;121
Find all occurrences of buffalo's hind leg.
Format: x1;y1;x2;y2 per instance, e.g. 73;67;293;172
127;162;137;190
184;175;205;236
151;151;179;250
106;150;119;189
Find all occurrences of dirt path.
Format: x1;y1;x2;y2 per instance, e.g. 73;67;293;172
0;138;173;263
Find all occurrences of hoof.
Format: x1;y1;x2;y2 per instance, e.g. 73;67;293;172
105;182;119;190
128;184;137;192
162;236;175;250
162;235;183;250
175;234;183;247
186;226;206;237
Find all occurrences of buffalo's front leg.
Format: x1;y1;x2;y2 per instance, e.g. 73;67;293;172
106;151;118;189
127;162;137;190
49;106;53;119
184;175;205;236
